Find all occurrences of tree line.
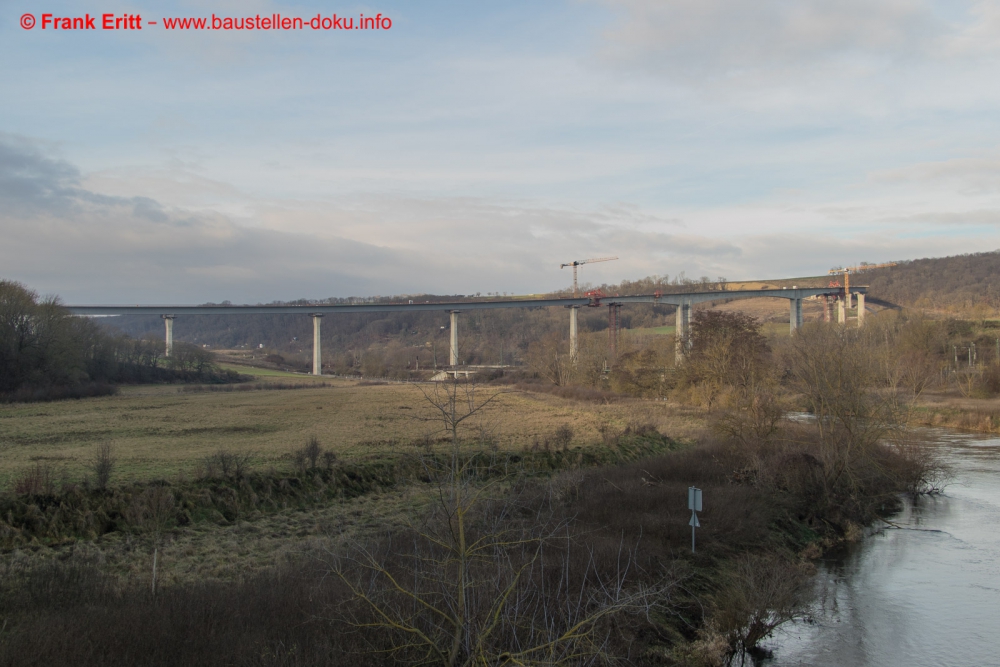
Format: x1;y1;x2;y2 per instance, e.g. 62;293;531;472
0;280;239;401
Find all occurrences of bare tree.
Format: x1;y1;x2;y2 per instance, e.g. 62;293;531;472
784;322;928;506
91;442;116;490
414;375;508;449
330;456;675;666
124;486;176;596
525;331;569;386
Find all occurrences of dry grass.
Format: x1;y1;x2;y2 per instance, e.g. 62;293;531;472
0;372;702;487
907;390;1000;433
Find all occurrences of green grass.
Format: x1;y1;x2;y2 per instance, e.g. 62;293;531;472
628;325;675;336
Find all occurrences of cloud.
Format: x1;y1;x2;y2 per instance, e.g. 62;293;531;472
0;137;743;302
5;136;1000;305
0;136;84;215
593;0;940;79
870;154;1000;194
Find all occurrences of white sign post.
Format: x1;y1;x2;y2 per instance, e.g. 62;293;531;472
688;486;703;553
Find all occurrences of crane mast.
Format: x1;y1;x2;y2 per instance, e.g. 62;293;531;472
560;256;618;297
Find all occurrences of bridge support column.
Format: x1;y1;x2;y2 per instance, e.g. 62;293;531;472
311;314;323;376
449;311;460;367
162;315;175;357
857;293;865;326
569;306;579;362
789;298;803;334
674;301;691;364
823;296;832;322
838;298;846;324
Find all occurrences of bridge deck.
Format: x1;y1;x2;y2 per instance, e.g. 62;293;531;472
66;287;866;316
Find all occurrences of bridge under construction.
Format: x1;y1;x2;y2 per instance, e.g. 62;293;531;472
67;285;868;375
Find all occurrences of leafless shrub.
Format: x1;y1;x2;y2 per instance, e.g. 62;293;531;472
330;456;678;665
13;463;56;496
553;423;574;451
710;553;808;661
322;450;337;469
293;436;332;474
202;449;255;480
598;422;622;446
123;486;177;535
304;436;322;468
90;443;116;490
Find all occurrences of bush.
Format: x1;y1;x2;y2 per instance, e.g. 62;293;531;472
201;449;255;480
553;424;573;450
293;437;334;474
709;553;808;659
91;443;116;490
12;463;57;496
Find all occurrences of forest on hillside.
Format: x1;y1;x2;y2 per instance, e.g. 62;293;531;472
854;251;1000;314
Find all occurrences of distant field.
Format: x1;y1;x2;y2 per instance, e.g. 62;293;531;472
216;362;325;379
0;369;700;488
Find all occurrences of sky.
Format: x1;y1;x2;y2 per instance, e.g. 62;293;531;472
4;0;1000;304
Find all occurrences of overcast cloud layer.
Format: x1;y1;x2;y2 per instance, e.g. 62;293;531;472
3;0;1000;303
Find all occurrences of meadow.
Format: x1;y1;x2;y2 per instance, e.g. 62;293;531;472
0;368;702;488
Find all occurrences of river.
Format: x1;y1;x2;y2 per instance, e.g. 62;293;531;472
764;429;1000;667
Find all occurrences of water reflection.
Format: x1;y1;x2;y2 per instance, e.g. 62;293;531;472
765;430;1000;667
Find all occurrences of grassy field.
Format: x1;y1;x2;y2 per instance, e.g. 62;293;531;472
216;362;326;379
629;325;676;336
0;370;702;488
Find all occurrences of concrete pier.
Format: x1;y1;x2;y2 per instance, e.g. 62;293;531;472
449;311;460;367
838;298;846;324
569;306;579;361
789;298;803;334
674;301;691;364
162;315;175;357
311;314;323;376
857;292;866;326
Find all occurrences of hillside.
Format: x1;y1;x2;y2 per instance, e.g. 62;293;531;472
854;251;1000;314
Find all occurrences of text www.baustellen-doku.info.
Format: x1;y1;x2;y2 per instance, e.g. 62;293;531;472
19;12;392;32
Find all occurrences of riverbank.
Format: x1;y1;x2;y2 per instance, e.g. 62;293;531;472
0;414;928;666
911;391;1000;434
766;429;1000;666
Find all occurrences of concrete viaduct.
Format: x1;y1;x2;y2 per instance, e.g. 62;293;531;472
67;286;868;375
